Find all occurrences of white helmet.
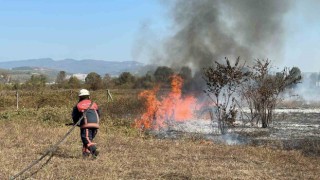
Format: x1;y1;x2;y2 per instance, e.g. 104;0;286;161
79;89;90;96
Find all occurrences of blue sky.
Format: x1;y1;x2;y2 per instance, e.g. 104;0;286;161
0;0;319;72
0;0;168;62
281;0;320;72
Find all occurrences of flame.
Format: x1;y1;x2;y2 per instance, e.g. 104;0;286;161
133;86;160;129
134;75;198;130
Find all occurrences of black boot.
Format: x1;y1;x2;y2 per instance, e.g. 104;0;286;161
82;147;90;159
89;145;99;158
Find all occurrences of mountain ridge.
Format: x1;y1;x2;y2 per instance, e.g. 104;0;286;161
0;58;144;76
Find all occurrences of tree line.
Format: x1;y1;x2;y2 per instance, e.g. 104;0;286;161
0;66;193;91
0;58;303;130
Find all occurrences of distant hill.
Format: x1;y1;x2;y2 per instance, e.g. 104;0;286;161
0;58;144;76
3;66;60;82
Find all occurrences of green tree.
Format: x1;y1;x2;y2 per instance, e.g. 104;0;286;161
154;66;174;84
68;76;81;89
134;72;155;89
85;72;102;90
283;67;302;89
55;71;67;88
12;80;21;90
114;72;136;88
25;74;47;89
102;73;113;88
118;72;135;84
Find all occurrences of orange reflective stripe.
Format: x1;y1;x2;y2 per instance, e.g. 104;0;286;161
81;123;99;129
82;147;90;153
77;100;98;111
87;142;96;147
85;129;91;145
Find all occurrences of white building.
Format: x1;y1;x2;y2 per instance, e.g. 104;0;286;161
66;73;87;81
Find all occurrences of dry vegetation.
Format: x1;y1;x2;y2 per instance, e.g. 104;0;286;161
0;89;319;179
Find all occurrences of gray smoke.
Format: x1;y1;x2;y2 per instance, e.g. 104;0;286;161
158;0;291;71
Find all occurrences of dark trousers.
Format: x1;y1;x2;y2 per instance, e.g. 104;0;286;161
80;128;98;154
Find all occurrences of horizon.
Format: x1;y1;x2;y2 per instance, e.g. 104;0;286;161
2;58;320;74
0;57;144;63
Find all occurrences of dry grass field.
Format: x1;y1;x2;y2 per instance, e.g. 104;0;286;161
0;89;319;179
1;108;320;179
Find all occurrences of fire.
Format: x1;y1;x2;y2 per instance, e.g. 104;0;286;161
134;75;198;130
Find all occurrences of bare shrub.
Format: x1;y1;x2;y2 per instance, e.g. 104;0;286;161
242;59;302;127
203;58;302;131
203;57;250;134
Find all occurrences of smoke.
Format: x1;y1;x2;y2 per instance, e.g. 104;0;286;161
156;0;291;71
292;73;320;103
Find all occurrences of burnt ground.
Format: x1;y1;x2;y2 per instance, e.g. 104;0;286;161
243;112;320;156
151;110;320;157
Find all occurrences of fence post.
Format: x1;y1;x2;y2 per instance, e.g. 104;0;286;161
107;89;113;102
16;90;19;110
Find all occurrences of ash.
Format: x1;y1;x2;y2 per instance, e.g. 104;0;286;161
152;108;320;155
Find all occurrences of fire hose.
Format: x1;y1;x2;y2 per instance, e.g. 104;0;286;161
10;103;93;180
10;90;113;179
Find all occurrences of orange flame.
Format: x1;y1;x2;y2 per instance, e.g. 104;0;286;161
134;75;198;130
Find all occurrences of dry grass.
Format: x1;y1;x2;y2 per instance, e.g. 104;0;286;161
1;109;320;179
277;99;320;109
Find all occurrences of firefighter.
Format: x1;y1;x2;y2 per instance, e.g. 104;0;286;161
72;89;100;158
